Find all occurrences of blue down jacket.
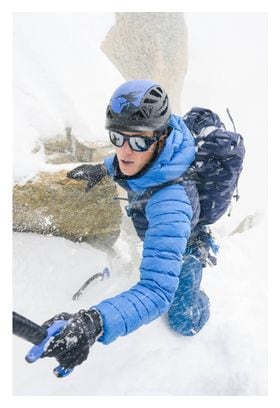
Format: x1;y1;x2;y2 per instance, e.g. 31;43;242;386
93;115;200;344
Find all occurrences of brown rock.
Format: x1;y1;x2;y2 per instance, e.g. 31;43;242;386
13;170;122;247
43;133;72;155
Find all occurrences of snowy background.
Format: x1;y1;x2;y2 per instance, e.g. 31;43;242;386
13;13;267;395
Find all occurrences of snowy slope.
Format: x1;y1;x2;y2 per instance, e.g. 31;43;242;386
13;216;266;395
13;13;267;395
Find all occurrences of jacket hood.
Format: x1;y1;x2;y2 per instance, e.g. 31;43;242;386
104;114;195;192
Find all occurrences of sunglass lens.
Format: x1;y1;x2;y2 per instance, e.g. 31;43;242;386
129;136;152;152
110;131;124;147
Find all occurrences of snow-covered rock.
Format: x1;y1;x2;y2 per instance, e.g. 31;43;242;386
13;170;122;245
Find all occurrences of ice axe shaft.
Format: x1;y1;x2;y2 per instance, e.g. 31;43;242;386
13;311;47;345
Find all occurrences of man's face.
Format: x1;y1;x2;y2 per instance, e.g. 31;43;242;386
116;131;158;176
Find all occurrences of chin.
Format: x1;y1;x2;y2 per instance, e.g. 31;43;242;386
120;166;138;176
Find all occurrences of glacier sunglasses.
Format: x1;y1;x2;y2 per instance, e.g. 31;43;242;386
109;130;162;152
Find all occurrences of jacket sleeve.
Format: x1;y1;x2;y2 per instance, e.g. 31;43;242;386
93;183;193;344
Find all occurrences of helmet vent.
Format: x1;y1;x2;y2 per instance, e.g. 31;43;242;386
106;106;113;119
160;105;168;117
143;98;157;104
149;88;162;98
141;106;153;117
130;110;146;120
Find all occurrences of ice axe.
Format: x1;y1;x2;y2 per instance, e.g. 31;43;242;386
13;311;72;378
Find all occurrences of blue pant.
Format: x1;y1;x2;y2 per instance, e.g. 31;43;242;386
167;255;210;336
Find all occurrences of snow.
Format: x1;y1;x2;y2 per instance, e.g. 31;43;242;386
12;13;267;395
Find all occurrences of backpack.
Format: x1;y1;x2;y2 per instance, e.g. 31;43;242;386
183;107;245;225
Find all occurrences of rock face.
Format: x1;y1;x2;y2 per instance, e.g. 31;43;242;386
36;127;114;165
13;170;122;247
230;211;264;235
101;12;188;114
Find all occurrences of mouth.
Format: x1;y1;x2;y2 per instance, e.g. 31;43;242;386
120;159;134;166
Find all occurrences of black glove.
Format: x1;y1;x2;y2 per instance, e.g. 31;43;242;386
67;164;107;192
41;309;103;370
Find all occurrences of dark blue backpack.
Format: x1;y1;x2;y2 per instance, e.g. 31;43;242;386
183;107;245;225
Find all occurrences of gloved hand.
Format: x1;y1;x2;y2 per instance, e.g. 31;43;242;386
67;164;107;192
41;309;103;373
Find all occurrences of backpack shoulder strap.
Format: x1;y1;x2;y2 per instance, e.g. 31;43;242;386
125;176;185;217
